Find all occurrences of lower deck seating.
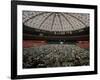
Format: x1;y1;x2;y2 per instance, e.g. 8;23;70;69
23;44;89;68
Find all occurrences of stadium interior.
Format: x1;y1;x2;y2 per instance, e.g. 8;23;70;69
22;11;90;68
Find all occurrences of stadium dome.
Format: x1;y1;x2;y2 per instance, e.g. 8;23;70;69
23;11;89;32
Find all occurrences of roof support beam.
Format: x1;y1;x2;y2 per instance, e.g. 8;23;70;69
60;13;74;30
66;13;87;27
57;14;63;31
51;13;56;31
38;13;53;29
24;12;46;23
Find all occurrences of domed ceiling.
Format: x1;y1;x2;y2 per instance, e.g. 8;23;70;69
23;11;89;32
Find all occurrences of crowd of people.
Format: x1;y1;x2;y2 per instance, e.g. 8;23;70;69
23;44;89;68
